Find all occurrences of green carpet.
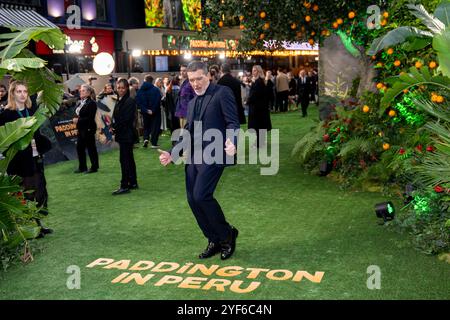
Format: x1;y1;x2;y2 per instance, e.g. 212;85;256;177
1;108;449;300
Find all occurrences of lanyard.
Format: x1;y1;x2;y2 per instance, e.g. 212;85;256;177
17;108;30;118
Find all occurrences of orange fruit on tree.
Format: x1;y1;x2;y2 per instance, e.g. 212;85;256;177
363;105;370;113
251;39;257;45
371;55;376;60
348;12;356;19
376;83;384;89
304;1;311;9
431;94;438;102
259;33;265;40
429;61;437;69
376;62;384;67
240;24;245;30
380;19;387;26
337;18;343;25
239;15;244;21
311;31;316;36
260;11;266;18
313;4;319;11
205;18;211;25
415;61;423;68
291;23;297;29
308;39;314;45
387;48;394;55
218;21;224;27
305;15;311;22
332;22;339;29
263;22;270;29
436;95;444;103
383;12;389;18
394;60;401;67
388;110;396;117
403;89;409;94
383;143;390;150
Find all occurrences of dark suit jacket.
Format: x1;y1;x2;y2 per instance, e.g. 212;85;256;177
75;98;97;136
247;78;272;131
172;83;240;166
113;94;136;144
217;73;246;124
297;76;311;98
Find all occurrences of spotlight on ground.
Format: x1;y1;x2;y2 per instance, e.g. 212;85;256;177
319;161;332;176
374;202;395;222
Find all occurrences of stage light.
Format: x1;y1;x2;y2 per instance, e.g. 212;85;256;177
184;52;192;60
374;202;395;222
219;52;226;60
319;161;332;176
93;52;115;75
132;50;142;57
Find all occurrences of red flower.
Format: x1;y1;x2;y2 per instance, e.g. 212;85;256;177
426;146;434;152
434;185;444;193
336;127;341;133
323;134;330;142
399;148;406;155
416;144;423;152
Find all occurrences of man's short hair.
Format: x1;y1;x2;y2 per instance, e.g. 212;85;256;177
221;63;231;74
144;74;154;83
186;61;208;75
128;77;140;86
0;84;6;90
180;64;187;69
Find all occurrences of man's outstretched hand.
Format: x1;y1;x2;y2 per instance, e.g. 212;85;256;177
224;138;237;156
158;149;172;166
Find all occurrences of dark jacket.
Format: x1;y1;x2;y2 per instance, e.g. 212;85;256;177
297;76;311;98
135;82;162;114
113;94;137;144
0;106;51;177
217;73;246;125
172;83;240;166
75;98;97;136
247;78;272;131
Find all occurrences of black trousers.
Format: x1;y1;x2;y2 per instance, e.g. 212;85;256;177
76;132;99;171
142;112;161;146
119;142;137;188
277;91;289;112
300;96;310;117
23;157;48;215
185;164;231;243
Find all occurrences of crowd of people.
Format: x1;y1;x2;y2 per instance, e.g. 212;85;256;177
0;62;318;244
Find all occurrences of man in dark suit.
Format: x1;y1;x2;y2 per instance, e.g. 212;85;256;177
217;63;246;125
159;61;240;260
297;69;311;117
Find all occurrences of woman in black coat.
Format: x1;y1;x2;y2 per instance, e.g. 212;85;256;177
247;65;272;148
0;81;53;237
73;84;99;173
111;79;138;195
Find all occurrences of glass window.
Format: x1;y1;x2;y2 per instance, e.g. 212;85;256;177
96;0;107;22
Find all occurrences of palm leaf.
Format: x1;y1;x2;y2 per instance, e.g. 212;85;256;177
0;57;46;72
433;29;450;78
338;137;372;159
434;0;450;26
367;26;433;55
0;27;65;60
380;67;450;112
0;117;36;153
406;3;446;34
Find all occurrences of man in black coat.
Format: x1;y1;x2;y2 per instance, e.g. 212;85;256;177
297;69;311;117
159;61;240;260
111;79;138;195
217;63;246;125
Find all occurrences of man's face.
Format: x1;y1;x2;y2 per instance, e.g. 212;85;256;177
0;87;6;98
188;69;210;96
180;66;187;79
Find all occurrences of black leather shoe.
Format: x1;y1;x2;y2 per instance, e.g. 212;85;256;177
129;184;139;190
112;188;130;195
198;241;221;259
37;227;53;239
86;168;98;174
74;169;87;174
220;227;239;260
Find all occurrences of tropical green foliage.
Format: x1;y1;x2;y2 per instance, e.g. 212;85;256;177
0;27;65;269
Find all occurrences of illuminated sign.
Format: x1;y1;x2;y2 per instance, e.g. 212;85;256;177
263;40;319;51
